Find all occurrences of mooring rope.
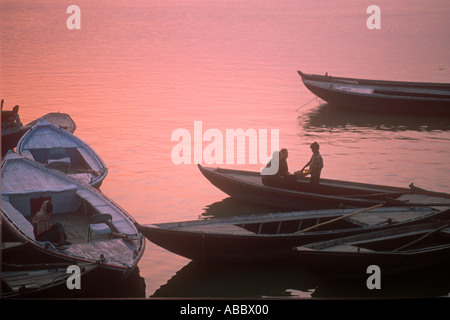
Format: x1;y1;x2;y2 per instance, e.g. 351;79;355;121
295;96;322;112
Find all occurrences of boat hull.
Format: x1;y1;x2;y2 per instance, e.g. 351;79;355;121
2;125;31;156
293;221;450;278
298;71;450;114
136;207;450;263
198;165;450;211
1;152;145;279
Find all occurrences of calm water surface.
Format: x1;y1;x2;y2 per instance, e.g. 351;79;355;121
1;0;449;298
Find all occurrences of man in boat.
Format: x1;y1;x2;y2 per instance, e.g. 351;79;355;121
32;200;71;246
300;142;324;191
262;148;298;189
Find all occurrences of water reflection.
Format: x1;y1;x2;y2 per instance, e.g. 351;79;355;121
153;198;450;299
151;260;450;299
311;263;450;299
82;267;147;299
151;261;318;298
299;103;450;132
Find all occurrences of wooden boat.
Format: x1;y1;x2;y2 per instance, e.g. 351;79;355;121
198;165;450;211
293;220;450;279
135;205;450;263
17;119;107;188
1;152;145;279
297;70;450;114
1;100;32;156
1;261;98;298
27;112;77;134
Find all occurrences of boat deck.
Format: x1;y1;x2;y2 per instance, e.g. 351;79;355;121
61;238;138;267
397;193;450;208
27;211;116;244
33;211;140;268
50;211;91;244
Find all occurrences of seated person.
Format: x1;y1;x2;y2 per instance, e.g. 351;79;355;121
32;200;71;246
262;148;297;189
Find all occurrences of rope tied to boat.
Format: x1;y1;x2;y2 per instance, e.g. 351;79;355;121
296;96;323;112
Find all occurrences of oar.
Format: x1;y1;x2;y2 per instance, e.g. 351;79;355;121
392;224;449;252
339;191;406;199
295;203;383;234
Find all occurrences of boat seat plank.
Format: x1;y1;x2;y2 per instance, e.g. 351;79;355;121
350;210;435;226
76;190;136;235
440;228;450;237
177;224;255;235
323;245;374;253
398;194;450;205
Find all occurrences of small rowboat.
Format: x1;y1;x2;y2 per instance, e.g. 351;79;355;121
1;261;98;298
135;205;450;263
198;165;450;211
1;100;31;156
27;111;77;134
1;151;145;279
293;220;450;278
298;70;450;114
17;119;107;188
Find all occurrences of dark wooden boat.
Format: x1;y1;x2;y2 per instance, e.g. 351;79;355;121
1;152;145;279
198;165;450;211
1;100;32;156
297;70;450;114
293;220;450;279
135;205;450;263
17;119;107;188
1;261;98;298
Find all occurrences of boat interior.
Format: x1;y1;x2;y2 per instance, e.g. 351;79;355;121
217;168;407;199
224;170;450;207
3;187;137;246
310;223;450;253
235;215;360;235
170;207;442;236
25;147;92;174
240;208;442;235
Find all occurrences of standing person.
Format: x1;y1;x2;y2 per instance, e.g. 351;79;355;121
262;148;297;189
32;200;70;246
301;142;324;191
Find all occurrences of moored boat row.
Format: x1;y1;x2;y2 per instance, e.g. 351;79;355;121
136;156;450;279
2;111;145;297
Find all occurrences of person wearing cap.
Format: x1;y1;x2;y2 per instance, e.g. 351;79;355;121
301;142;324;191
32;200;71;246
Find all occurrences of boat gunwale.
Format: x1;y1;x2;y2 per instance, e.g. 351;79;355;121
140;206;446;239
303;79;450;102
298;70;450;89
